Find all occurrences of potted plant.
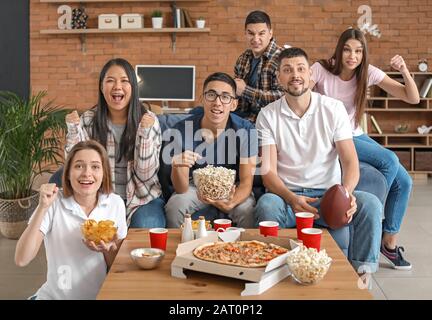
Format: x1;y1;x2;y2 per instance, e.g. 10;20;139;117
0;91;67;239
196;16;205;28
151;10;163;29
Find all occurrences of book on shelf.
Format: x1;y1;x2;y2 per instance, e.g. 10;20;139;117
183;9;193;27
180;9;186;28
419;77;432;98
175;8;181;28
171;3;177;28
360;112;368;134
370;115;383;134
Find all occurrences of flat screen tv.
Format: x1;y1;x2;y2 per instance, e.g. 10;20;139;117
135;65;195;108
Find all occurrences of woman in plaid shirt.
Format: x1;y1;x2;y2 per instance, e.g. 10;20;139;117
65;58;165;228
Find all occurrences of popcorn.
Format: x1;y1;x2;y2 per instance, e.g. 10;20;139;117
286;245;332;284
193;165;236;200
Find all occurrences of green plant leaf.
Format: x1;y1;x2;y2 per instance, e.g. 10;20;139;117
0;91;68;199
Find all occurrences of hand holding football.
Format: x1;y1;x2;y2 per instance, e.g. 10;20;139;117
320;184;351;230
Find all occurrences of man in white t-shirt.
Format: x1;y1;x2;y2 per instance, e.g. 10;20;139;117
255;47;383;273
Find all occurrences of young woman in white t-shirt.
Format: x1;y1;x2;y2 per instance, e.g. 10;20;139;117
310;28;420;270
15;140;127;299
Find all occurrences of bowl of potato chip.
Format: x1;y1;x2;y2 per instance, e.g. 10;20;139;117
286;245;332;285
130;248;165;270
81;219;117;244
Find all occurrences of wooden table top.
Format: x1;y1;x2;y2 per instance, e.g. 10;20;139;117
97;228;372;300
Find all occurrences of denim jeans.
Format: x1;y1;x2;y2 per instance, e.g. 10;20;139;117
129;197;167;228
354;134;413;234
255;189;383;273
165;185;256;228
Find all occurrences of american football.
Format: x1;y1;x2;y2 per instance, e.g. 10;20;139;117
320;184;351;229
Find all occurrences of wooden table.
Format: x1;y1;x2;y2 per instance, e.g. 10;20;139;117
97;229;372;300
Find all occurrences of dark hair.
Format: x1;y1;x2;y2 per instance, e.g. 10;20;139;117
92;58;147;162
62;140;113;198
245;10;271;29
278;47;309;67
203;72;237;95
318;29;369;126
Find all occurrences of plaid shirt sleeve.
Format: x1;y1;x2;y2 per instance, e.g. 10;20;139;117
133;112;162;182
65;111;92;158
241;60;285;108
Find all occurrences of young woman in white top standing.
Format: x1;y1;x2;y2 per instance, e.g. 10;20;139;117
310;28;420;270
15;140;127;299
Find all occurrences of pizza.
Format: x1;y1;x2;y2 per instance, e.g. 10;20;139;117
193;240;289;268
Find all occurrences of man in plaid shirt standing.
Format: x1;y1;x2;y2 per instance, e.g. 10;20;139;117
234;10;285;122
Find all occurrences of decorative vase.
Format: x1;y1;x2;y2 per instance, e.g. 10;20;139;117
196;20;205;28
152;17;163;29
0;191;39;239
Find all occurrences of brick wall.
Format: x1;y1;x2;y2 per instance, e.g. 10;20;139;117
30;0;432;110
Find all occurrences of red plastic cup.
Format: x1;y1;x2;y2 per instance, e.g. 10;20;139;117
295;212;315;241
259;221;279;237
213;219;232;232
149;228;168;251
301;228;322;251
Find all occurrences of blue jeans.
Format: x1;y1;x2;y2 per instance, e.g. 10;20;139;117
255;189;383;273
129;197;167;228
354;134;413;234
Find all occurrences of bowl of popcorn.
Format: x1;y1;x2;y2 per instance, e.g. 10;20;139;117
193;165;236;200
286;245;332;285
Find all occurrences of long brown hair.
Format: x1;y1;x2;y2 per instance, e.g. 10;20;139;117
62;140;113;198
318;29;369;126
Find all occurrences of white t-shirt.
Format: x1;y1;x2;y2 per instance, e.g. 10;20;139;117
256;92;353;190
311;62;386;136
31;191;127;300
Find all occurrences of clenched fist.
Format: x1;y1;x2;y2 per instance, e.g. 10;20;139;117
38;183;59;210
390;55;408;74
65;110;80;125
139;113;155;128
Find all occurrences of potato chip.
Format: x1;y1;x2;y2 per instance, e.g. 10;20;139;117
190;219;211;230
81;219;117;244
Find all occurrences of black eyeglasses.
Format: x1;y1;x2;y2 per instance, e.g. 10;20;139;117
204;90;236;105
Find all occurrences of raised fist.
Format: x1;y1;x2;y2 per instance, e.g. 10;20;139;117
65;110;80;125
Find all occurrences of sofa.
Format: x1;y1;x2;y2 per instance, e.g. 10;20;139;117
49;112;388;256
157;112;388;256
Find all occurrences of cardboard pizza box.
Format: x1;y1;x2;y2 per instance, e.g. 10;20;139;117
171;230;299;295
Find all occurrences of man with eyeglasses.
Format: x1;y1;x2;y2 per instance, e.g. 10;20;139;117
234;10;285;122
164;72;258;228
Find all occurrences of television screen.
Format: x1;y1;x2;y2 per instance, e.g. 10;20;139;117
135;65;195;101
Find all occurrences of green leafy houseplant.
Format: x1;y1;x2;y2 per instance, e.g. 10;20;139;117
0;91;68;238
151;10;163;18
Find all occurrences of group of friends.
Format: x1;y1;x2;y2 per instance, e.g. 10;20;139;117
15;10;419;299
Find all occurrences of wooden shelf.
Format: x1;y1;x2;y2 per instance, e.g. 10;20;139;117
40;0;207;2
385;71;432;75
40;28;210;34
366;108;429;111
38;0;210;52
369;133;432;137
368;97;432;100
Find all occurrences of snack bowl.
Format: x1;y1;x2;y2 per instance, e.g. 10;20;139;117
193;166;236;200
81;219;117;244
130;248;165;270
286;245;332;285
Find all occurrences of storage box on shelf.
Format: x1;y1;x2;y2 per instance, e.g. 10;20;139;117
366;71;432;178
